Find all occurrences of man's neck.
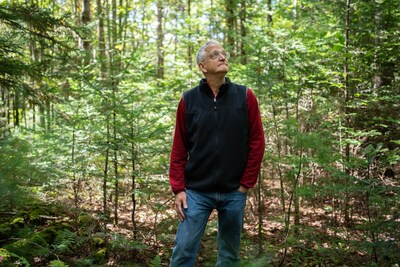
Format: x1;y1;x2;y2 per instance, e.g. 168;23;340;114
206;75;226;96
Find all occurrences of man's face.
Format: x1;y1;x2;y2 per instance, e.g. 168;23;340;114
199;44;229;75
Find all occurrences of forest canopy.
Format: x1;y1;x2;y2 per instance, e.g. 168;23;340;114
0;0;399;266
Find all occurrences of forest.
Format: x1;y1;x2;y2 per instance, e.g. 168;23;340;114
0;0;399;266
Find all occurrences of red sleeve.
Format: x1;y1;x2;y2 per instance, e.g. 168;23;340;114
169;98;188;194
240;89;265;188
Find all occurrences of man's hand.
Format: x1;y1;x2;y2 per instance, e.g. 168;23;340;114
175;191;188;221
237;185;249;193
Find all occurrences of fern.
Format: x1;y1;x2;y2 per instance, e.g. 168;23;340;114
109;233;147;252
150;255;162;267
74;258;94;266
0;248;30;266
53;229;78;254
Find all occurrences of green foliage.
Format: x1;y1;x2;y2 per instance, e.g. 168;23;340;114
108;233;147;252
150;255;162;267
0;202;153;266
0;248;30;267
4;232;49;261
49;260;69;267
0;135;45;209
90;248;107;264
0;0;399;266
53;229;79;255
0;1;76;109
0;224;12;240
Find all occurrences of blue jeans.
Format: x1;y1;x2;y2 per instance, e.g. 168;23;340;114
169;189;247;267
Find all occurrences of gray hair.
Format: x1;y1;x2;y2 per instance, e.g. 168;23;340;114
196;40;222;65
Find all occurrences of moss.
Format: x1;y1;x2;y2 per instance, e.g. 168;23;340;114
92;236;105;247
78;214;97;228
49;259;69;267
14;211;29;221
91;248;107;264
10;217;25;228
4;232;50;261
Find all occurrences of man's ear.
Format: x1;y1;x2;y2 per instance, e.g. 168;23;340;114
199;62;207;73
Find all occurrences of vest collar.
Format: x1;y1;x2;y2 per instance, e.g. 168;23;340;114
199;77;231;98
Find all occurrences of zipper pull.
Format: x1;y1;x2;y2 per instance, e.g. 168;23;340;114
214;97;217;110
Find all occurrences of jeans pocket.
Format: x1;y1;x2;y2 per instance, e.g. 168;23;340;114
236;189;248;195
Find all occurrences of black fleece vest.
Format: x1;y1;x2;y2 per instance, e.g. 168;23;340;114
183;78;248;192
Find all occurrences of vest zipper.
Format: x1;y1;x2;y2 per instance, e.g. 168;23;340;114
214;96;219;190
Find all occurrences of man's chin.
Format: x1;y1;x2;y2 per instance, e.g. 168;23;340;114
218;67;229;73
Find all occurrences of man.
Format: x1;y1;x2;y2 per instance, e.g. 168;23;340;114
169;40;265;267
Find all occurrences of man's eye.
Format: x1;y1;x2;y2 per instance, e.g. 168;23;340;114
211;51;219;58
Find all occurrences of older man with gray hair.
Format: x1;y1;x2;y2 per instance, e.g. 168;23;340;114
169;40;265;267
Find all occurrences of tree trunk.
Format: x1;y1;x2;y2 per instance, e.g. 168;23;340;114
0;87;8;138
187;0;193;76
271;99;285;212
103;121;110;223
225;0;236;51
257;171;263;255
113;109;119;226
293;83;303;227
239;0;247;64
110;0;120;226
82;0;91;65
97;0;109;225
267;0;273;24
156;0;164;79
97;0;107;79
343;0;351;226
131;125;137;239
13;93;19;127
72;128;79;208
46;100;51;132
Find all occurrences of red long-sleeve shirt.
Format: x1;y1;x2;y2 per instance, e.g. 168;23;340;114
169;87;265;194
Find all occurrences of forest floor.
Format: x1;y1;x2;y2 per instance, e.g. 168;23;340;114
1;176;399;266
95;177;398;267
